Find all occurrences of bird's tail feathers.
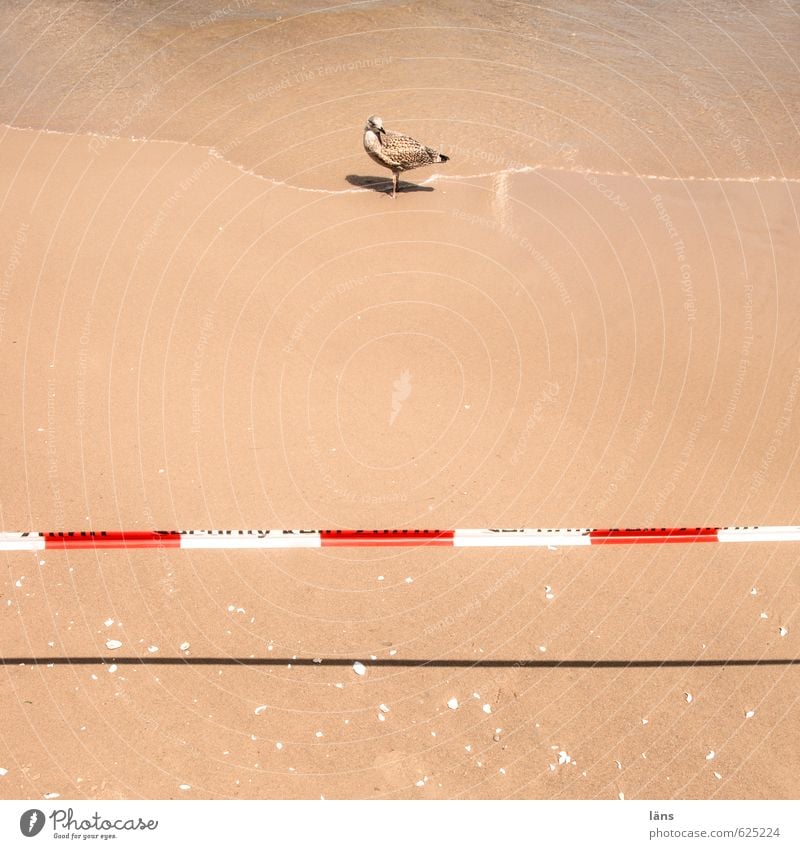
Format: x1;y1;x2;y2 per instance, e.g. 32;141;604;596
438;153;450;163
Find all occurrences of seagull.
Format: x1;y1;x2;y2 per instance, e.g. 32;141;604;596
363;115;449;197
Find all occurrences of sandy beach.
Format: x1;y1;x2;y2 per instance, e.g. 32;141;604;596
1;0;798;800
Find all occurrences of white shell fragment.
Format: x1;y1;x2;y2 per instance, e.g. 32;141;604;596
447;698;459;710
353;661;366;676
254;705;268;716
105;639;122;650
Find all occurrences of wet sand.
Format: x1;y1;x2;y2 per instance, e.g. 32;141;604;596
1;0;799;800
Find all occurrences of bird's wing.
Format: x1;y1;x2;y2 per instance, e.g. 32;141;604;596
380;131;440;168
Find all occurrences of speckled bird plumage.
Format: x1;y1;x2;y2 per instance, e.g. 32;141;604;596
363;115;449;197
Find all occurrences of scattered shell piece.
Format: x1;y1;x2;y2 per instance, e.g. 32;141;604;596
43;793;60;800
352;661;366;676
538;645;546;652
750;587;758;596
334;683;344;689
558;751;571;765
315;731;323;738
760;612;768;620
615;760;622;770
388;649;397;656
105;639;122;650
493;734;501;743
313;657;322;664
147;645;159;653
179;784;191;791
104;618;114;627
779;627;788;637
545;585;554;600
0;767;7;776
108;664;117;673
641;718;649;725
415;779;424;787
179;642;190;651
499;767;506;775
706;751;715;760
465;744;472;752
745;709;755;718
482;704;492;714
684;692;693;703
276;742;283;750
618;792;625;800
379;704;390;713
447;697;459;710
377;576;384;581
254;705;268;716
378;714;386;722
714;772;722;780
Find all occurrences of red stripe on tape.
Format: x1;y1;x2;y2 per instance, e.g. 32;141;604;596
320;529;455;547
45;531;181;550
589;527;719;544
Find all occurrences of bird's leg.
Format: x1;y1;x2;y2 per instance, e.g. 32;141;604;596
392;171;398;198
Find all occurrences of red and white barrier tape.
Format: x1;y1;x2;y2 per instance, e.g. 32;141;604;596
1;526;799;551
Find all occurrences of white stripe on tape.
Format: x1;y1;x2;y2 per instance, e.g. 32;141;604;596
179;531;322;549
0;533;45;551
717;526;800;543
453;529;592;547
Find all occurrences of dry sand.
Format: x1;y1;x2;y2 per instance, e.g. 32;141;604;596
1;0;799;800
